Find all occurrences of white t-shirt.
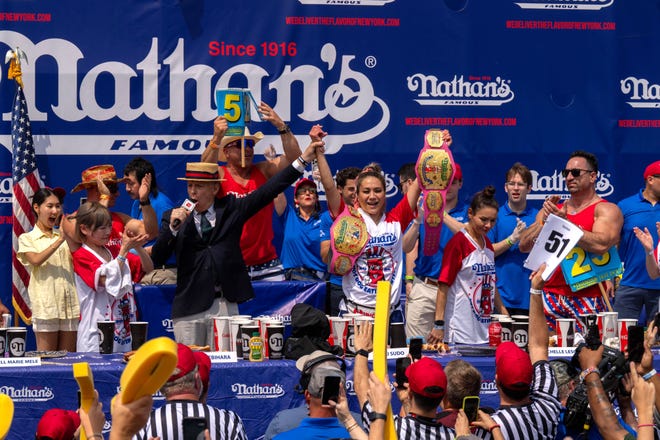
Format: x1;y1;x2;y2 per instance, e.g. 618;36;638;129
439;229;497;344
342;197;414;309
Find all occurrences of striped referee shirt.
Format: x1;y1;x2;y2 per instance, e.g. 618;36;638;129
133;399;247;440
477;360;561;440
361;401;455;440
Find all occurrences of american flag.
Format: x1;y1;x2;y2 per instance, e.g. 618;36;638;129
11;85;43;325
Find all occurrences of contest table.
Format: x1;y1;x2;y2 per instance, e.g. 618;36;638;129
0;352;502;440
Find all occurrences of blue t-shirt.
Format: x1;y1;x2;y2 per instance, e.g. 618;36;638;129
413;204;467;279
617;190;660;289
130;191;176;266
320;210;341;287
487;202;539;310
279;204;325;272
130;191;175;248
272;417;350;440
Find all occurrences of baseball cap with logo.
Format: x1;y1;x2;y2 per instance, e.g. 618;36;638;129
495;341;533;390
406;357;447;399
36;408;81;440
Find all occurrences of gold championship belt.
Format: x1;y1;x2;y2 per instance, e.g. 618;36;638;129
415;129;456;256
330;205;369;275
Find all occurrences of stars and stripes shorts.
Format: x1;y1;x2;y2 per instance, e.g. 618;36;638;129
542;289;608;333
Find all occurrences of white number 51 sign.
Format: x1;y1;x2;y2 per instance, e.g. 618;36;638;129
524;214;584;280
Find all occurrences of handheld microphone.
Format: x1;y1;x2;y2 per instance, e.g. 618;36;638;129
172;199;196;228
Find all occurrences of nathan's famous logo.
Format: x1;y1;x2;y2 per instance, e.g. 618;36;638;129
480;380;498;395
0;385;54;402
231;383;285;399
0;171;10;204
299;0;393;5
0;32;388;155
621;76;660;108
514;0;613;10
527;169;614;200
407;74;514;106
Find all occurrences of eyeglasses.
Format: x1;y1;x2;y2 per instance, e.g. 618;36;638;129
296;187;317;195
397;178;413;191
561;168;593;178
226;139;255;149
505;181;528;188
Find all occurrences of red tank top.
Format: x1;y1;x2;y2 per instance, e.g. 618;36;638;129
544;199;606;297
219;165;277;266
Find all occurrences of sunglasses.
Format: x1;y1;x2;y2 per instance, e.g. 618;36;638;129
561;168;593;178
296;187;318;195
226;139;255;149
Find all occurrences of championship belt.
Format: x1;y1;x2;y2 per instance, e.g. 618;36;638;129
330;205;369;276
415;128;456;256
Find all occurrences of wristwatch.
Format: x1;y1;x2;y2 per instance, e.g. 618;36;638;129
415;129;456;256
139;199;151;206
368;412;387;422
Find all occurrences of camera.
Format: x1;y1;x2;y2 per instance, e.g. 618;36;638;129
563;339;628;432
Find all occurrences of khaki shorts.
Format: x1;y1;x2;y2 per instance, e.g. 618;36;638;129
32;318;78;332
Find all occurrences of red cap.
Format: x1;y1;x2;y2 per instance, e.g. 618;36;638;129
406;357;447;399
294;178;316;195
644;161;660;180
495;342;533;390
36;408;81;440
193;351;211;393
169;343;197;382
453;163;463;181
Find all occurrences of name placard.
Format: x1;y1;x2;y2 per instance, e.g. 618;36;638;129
549;347;577;357
0;357;42;367
208;351;238;363
367;347;409;360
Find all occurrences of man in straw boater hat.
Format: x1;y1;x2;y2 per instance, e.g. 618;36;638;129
62;164;159;257
152;137;323;346
201;102;302;282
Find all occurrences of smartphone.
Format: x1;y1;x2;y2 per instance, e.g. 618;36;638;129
321;376;341;405
462;396;480;423
653;313;660;334
627;325;645;363
182;417;207;440
395;357;412;388
409;338;423;361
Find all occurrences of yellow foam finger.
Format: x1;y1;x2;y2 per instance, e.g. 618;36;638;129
120;337;178;404
0;394;14;440
374;281;396;440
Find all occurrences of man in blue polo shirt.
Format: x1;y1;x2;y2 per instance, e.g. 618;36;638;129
404;163;467;339
614;160;660;323
488;162;538;316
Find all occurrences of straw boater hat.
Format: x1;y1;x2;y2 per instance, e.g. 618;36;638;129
177;162;225;181
70;164;127;193
218;127;264;162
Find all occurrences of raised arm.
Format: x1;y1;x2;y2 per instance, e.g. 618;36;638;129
353;321;374;409
256;102;302;178
137;172;158;239
201;116;227;163
310;125;342;218
528;264;548;363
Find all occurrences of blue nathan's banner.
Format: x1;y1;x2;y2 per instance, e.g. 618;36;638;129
0;0;658;310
